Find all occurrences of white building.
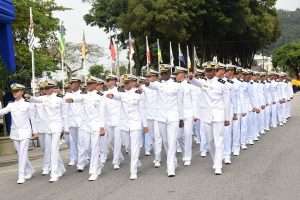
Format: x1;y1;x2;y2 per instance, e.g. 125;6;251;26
253;54;273;72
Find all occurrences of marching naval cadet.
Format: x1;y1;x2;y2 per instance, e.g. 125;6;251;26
220;64;235;164
103;74;124;170
269;72;280;128
95;78;108;164
30;80;66;182
143;69;160;158
0;83;35;184
107;74;148;180
70;76;106;181
189;62;230;175
32;81;51;176
63;77;83;167
238;69;251;150
194;68;209;157
175;66;197;166
145;64;184;177
231;67;243;156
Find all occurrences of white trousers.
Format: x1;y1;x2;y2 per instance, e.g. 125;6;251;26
13;139;34;179
232;117;241;154
223;122;232;160
193;119;201;143
39;134;50;172
99;134;108;163
271;103;278;128
246;112;255;143
153;121;163;162
69;127;79;163
158;121;178;174
107;126;123;165
177;118;193;162
129;130;142;176
199;120;208;153
145;119;155;153
264;106;271;130
44;133;65;178
77;129;91;169
121;129;130;152
240;115;248;146
89;133;103;175
203;122;224;170
259;109;265;133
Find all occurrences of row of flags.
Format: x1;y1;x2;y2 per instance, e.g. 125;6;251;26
27;7;201;75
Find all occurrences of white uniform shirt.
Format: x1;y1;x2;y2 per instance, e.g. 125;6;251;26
64;90;84;127
114;89;147;131
0;98;34;140
104;87;121;127
179;80;197;119
80;90;105;133
191;77;230;123
142;83;159;120
148;79;184;123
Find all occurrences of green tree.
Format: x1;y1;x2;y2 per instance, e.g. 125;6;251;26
84;0;280;72
89;64;112;79
0;0;65;88
272;41;300;76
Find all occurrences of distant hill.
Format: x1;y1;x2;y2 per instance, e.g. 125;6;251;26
265;9;300;55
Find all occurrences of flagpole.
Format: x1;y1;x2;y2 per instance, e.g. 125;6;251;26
178;43;181;67
61;52;65;95
29;7;36;96
31;49;36;95
146;35;149;72
129;32;132;75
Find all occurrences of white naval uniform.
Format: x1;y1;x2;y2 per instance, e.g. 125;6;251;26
0;99;34;181
239;80;251;147
231;78;243;155
223;78;235;161
148;79;184;175
177;80;197;163
112;89;147;177
31;94;66;179
31;97;51;174
142;84;159;156
104;87;123;166
263;81;272;131
78;90;105;176
247;81;260;141
64;90;83;165
270;80;279;128
191;77;230;171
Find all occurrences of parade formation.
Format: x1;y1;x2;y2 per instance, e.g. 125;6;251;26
0;61;294;185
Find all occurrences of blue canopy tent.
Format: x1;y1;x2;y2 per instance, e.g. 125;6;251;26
0;0;16;73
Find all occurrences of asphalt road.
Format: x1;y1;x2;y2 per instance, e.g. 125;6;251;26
0;94;300;200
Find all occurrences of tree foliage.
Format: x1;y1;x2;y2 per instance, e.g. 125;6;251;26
84;0;280;72
272;41;300;75
0;0;65;89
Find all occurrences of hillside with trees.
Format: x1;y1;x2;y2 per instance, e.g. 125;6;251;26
266;9;300;55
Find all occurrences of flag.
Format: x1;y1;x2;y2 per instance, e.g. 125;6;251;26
169;41;174;67
157;39;163;64
128;32;135;63
187;45;192;71
178;43;185;66
146;36;151;66
80;31;88;60
27;7;35;52
193;46;200;67
109;36;117;62
58;21;66;54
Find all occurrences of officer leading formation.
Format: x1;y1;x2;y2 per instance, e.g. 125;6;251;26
0;62;294;184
